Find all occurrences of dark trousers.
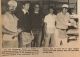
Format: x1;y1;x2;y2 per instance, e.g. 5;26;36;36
32;29;42;47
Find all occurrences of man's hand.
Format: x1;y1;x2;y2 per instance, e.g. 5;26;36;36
18;28;22;33
12;32;18;39
31;31;34;40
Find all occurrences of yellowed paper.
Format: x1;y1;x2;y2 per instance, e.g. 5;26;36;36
0;0;80;57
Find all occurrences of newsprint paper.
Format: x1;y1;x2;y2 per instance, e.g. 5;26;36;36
0;0;80;57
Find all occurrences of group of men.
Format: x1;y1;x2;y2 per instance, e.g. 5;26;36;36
2;0;72;48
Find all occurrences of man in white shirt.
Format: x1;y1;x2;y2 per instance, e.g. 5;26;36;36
2;0;18;48
44;7;56;47
56;4;71;47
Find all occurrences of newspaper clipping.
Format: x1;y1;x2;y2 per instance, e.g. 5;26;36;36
0;0;80;57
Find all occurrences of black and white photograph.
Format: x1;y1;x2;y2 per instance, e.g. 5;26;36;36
1;0;79;48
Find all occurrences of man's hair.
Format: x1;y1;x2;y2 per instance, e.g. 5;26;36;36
22;1;31;5
34;3;40;8
49;6;53;9
34;3;40;6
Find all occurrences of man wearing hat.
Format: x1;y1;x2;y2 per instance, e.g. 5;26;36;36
55;4;71;47
2;0;19;48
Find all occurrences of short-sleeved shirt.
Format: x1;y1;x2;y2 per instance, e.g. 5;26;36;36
3;12;18;33
56;12;70;29
2;12;18;41
44;14;56;33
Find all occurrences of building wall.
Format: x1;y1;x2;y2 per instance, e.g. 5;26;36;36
1;0;77;14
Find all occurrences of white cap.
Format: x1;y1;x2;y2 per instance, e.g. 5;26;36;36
62;4;69;8
8;0;17;7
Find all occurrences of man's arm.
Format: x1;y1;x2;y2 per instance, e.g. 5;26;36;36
2;26;15;35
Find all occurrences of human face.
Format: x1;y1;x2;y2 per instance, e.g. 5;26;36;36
34;4;40;12
23;3;30;11
8;5;17;12
49;8;54;14
62;8;68;14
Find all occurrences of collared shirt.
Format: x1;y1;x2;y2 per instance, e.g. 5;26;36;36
44;14;56;33
2;12;18;41
3;12;18;33
15;9;32;32
22;9;29;14
56;12;70;29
